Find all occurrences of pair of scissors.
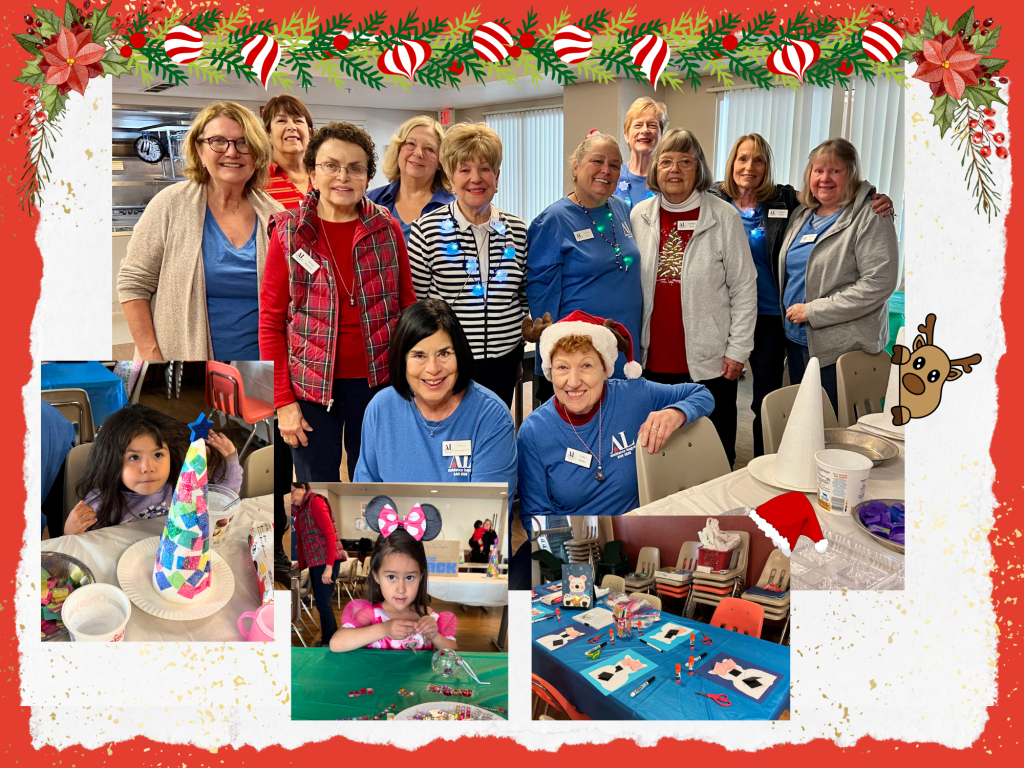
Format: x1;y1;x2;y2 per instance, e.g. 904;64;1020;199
701;632;714;645
695;692;731;707
587;635;604;644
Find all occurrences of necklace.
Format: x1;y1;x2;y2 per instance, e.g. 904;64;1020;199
616;171;656;208
318;219;356;307
418;395;459;437
438;206;514;298
570;193;633;271
556;398;605;482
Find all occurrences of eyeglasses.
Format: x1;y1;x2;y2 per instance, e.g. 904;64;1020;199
315;162;368;179
658;158;696;170
406;349;455;365
199;136;250;154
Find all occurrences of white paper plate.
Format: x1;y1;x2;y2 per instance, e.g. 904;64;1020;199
858;413;905;439
116;537;235;620
394;702;505;720
747;454;817;493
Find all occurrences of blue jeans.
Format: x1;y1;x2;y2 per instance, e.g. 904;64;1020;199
291;379;385;481
785;339;839;416
309;563;338;646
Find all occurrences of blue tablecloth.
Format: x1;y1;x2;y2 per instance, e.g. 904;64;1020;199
41;362;129;428
531;582;790;720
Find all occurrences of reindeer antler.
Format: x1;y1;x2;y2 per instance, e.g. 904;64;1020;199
917;313;937;346
603;318;631;356
948;353;982;373
522;313;553;343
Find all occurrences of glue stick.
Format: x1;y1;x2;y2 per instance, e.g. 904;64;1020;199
690;632;695;648
675;664;681;683
688;655;694;675
609;627;614;645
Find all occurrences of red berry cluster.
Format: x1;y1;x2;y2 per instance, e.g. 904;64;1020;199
10;84;44;139
24;2;97;48
113;0;171;36
868;5;922;34
970;107;1009;160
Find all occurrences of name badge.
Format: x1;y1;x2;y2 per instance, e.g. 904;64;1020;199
442;440;472;456
291;248;320;274
768;208;789;219
799;233;818;244
676;220;698;231
621;222;633;237
573;228;595;242
565;448;593;468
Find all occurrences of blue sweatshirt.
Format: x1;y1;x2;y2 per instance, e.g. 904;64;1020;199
517;378;714;521
526;196;643;379
613;168;655;209
354;381;518;497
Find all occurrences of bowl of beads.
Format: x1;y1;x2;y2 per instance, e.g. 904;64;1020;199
431;648;463;678
395;702;506;720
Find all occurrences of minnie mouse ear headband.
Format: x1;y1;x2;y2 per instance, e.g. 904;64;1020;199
364;495;442;542
521;310;642;381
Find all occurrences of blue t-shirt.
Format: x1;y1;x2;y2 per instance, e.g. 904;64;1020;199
613;168;655;209
354;381;518;498
526;196;643;379
517;378;715;522
733;202;780;316
783;210;842;345
366;180;456;241
201;207;259;359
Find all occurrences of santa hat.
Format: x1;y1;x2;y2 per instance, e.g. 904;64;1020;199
748;492;828;557
522;310;643;381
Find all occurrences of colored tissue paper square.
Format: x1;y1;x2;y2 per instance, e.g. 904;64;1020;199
164;521;184;541
198;513;210;537
161;548;175;570
203;537;210;554
195;575;211;594
155;571;171;590
196;495;208;515
170;571;186;589
198;553;210;572
183;555;201;570
189;533;204;551
203;558;211;574
695;652;785;703
580;650;659;696
192;454;206;475
186;570;205;587
180;512;199;530
176;582;198;600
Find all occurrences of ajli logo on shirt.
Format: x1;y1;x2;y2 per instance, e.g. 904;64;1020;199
609;431;636;459
448;454;472;477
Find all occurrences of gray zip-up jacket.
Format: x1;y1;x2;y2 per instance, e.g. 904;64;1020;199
631;192;757;382
779;181;899;367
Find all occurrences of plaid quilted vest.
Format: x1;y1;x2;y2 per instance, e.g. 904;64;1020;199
294;491;331;567
269;193;404;408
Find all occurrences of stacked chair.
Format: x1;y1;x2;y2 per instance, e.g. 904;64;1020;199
596;540;630;581
531;549;566;584
686;532;749;619
741;548;791;644
623;547;660;594
655;541;700;610
564;518;602;565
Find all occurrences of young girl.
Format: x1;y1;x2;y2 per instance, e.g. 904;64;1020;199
332;496;458;652
66;404;243;535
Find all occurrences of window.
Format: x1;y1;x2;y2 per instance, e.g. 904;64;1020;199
486;107;563;225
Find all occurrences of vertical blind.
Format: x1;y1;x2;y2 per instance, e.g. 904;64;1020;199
486;107;564;225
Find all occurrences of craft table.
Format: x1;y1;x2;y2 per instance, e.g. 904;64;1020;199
531;584;789;720
42;495;273;642
291;647;509;720
41;361;129;430
428;573;509;651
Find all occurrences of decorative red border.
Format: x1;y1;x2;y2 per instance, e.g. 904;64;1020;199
1;0;1019;763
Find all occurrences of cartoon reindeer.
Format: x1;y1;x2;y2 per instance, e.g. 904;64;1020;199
889;314;982;426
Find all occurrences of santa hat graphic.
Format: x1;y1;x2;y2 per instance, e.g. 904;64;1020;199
748;492;828;557
522;310;643;381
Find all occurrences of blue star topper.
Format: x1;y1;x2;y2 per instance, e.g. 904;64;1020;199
188;412;215;442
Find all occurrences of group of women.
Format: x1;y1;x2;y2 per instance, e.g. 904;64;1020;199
116;94;900;535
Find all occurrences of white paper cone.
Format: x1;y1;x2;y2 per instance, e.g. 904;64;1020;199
882;327;905;430
775;357;826;488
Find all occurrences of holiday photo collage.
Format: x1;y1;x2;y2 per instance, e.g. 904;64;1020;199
54;10;909;721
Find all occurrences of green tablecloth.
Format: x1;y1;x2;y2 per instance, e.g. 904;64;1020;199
291;648;509;720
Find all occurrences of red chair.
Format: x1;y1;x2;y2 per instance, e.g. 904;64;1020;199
531;674;591;720
709;597;764;638
205;362;275;458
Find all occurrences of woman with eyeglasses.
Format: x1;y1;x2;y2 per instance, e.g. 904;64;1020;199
118;101;283;360
259;121;417;482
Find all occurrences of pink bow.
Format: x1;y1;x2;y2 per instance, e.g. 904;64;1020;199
712;659;737;676
621;656;645;673
379;504;427;540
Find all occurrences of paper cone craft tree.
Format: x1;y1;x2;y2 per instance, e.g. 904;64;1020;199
749;492;828;556
774;357;825;488
487;538;500;578
153;414;214;603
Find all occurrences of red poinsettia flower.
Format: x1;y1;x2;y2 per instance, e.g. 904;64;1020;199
38;25;105;97
912;32;983;100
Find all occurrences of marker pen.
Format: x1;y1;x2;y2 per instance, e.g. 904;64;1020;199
630;676;656;698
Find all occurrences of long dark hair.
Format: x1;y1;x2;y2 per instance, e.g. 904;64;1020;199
76;404;229;529
363;529;430;617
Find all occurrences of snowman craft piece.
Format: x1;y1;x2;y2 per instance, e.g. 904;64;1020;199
537;626;585;651
588;654;647;692
152;415;214;602
710;658;778;701
650;622;689;645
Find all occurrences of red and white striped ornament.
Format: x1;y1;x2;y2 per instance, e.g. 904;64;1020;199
163;25;204;65
630;34;671;87
241;35;282;89
377;40;432;80
473;21;515;63
862;21;903;63
766;38;821;82
553;25;593;65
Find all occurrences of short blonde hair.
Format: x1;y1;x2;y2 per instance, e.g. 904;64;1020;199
720;133;777;203
798;138;862;209
569;131;621;175
647;128;712;194
622;97;668;135
184;102;271;193
440;122;503;178
381;115;449;190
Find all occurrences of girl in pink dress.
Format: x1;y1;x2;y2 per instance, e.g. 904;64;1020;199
332;495;458;652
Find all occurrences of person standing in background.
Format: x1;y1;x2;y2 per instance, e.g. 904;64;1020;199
291;482;338;647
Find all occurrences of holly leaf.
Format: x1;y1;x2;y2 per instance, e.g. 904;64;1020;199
930;93;953;138
31;5;60;37
950;8;974;36
902;33;924;53
15;59;46;85
39;83;69;120
963;82;1008;111
980;58;1008;72
90;7;117;46
971;26;1001;57
920;8;951;39
100;51;132;77
63;0;79;28
13;33;43;55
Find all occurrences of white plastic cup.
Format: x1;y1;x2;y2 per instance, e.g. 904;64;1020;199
62;583;132;642
208;484;242;547
815;449;872;515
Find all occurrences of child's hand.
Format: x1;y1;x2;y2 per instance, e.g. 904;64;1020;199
65;501;97;535
415;615;439;640
382;619;417;641
207;431;237;457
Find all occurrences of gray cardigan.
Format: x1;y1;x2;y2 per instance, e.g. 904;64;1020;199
631;192;757;382
117;181;283;360
778;181;899;367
